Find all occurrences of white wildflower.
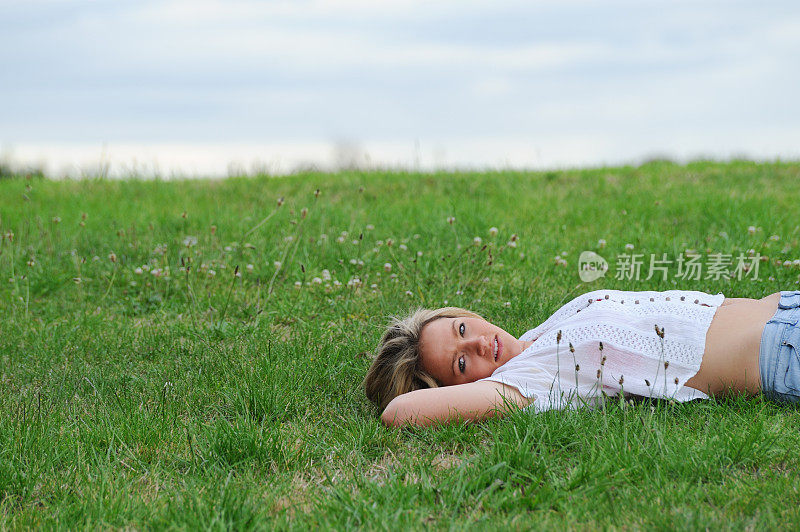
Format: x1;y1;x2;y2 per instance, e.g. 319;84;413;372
384;263;392;272
489;227;499;237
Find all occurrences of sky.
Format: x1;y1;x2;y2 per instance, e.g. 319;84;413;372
2;0;800;177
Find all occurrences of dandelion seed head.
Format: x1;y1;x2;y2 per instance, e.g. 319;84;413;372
625;243;635;251
384;262;392;272
747;225;756;235
488;227;499;237
473;236;482;245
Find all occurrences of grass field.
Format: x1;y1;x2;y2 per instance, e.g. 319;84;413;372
2;161;800;529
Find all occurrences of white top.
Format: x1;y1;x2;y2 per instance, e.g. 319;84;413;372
480;289;725;412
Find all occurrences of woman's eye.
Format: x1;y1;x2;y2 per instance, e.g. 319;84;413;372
459;323;465;336
458;357;466;373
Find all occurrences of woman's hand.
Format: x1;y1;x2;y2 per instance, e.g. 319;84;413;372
380;380;530;428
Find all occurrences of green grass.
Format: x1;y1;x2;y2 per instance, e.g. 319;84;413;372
2;160;800;529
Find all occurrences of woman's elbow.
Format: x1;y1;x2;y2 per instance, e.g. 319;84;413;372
381;396;412;427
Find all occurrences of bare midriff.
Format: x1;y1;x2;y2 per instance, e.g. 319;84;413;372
685;291;781;396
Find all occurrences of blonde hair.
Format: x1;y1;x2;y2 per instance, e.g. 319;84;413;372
363;307;483;412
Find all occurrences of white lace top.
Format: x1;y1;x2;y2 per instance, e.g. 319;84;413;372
480;289;725;412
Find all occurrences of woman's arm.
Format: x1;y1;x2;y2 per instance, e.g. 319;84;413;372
381;380;530;428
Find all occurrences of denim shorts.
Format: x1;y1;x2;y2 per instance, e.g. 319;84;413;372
760;291;800;403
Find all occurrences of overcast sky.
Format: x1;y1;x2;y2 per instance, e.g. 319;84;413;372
2;0;799;176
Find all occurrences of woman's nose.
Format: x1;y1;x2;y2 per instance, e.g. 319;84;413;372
467;335;490;357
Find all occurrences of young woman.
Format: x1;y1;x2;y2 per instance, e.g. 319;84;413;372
363;289;799;427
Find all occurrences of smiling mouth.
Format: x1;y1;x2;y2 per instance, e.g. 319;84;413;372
493;335;501;362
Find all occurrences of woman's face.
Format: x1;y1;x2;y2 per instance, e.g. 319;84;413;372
418;316;530;386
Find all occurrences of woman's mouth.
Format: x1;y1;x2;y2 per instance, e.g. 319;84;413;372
493;335;502;362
